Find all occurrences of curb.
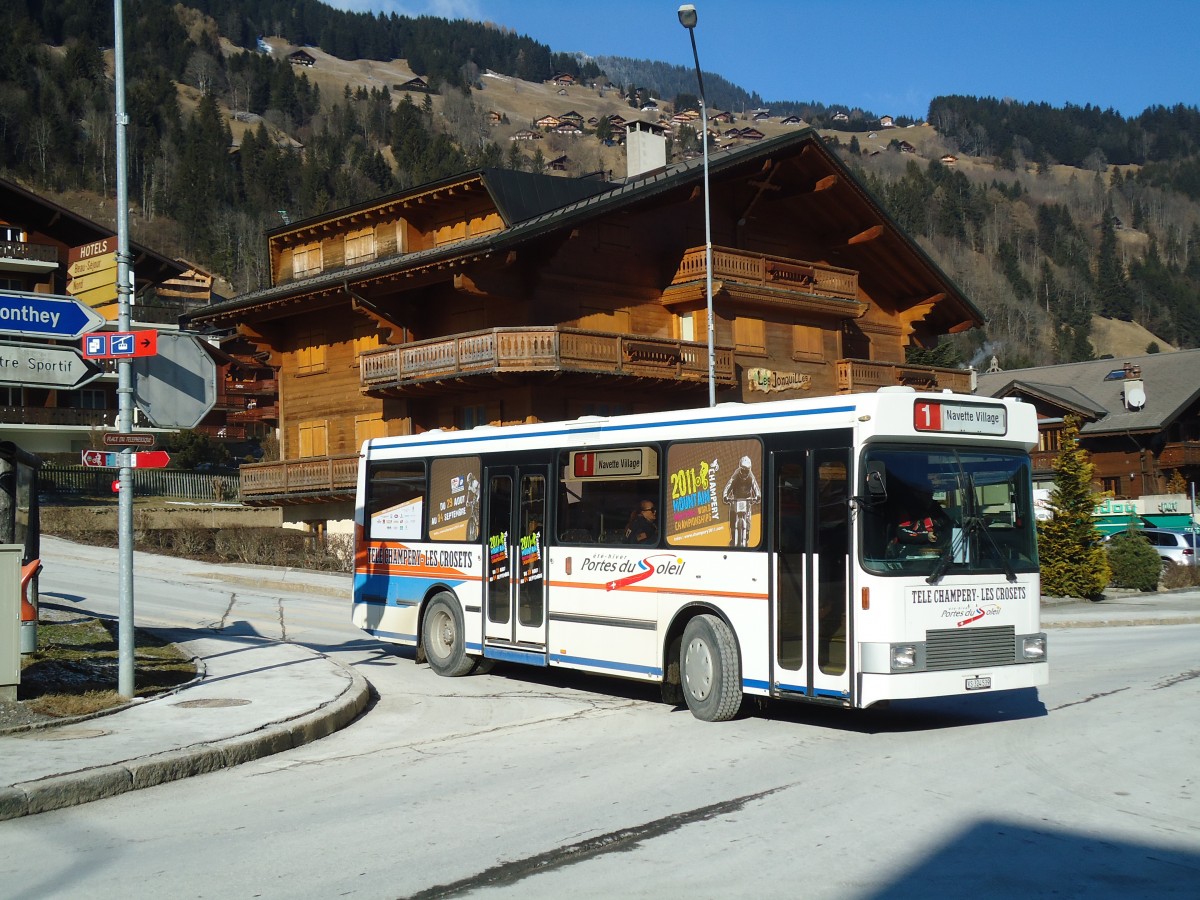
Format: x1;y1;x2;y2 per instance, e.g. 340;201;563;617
0;651;369;822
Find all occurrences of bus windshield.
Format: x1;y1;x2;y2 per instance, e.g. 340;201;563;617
859;446;1038;578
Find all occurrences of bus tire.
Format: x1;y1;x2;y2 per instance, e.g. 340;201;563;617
681;614;742;722
422;593;474;677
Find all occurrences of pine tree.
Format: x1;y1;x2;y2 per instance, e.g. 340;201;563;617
1037;416;1110;598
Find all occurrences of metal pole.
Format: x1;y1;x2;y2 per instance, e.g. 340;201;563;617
113;0;135;698
684;21;716;408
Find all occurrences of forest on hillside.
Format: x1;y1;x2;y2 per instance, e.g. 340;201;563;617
2;0;1199;365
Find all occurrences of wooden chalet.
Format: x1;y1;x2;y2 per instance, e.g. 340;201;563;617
977;352;1200;504
535;115;561;130
287;49;315;67
396;77;432;93
189;129;983;529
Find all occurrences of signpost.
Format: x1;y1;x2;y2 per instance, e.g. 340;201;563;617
81;450;170;468
133;332;217;429
102;432;156;448
66;240;118;312
0;341;102;389
0;290;106;340
82;330;157;359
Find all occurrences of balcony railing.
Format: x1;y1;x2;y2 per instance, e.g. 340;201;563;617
222;378;278;396
672;246;858;301
0;406;111;427
835;359;975;394
227;404;279;422
0;240;58;267
240;454;360;498
1158;441;1200;468
360;327;736;391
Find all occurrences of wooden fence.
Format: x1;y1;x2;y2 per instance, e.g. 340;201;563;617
40;465;240;501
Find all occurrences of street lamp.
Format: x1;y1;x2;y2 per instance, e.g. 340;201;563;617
678;3;716;407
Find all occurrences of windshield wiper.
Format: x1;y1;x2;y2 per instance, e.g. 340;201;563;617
926;457;1017;585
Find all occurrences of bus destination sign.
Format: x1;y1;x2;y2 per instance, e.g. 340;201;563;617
914;400;1007;436
572;448;645;478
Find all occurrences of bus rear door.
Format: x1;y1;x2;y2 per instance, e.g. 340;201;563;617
483;466;548;660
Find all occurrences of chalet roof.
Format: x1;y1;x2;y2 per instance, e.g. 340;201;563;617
193;129;985;333
975;350;1200;435
0;177;187;287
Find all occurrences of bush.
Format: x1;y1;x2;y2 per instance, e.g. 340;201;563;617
1161;560;1200;590
1106;530;1162;591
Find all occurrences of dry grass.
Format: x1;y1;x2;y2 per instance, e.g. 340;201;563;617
17;617;196;717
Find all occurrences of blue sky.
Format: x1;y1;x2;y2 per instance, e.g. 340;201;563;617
325;0;1198;119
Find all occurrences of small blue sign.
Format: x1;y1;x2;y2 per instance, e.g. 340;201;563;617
111;333;135;355
0;290;106;339
85;334;107;356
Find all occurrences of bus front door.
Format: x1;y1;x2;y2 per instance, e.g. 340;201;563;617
772;447;852;703
483;466;548;657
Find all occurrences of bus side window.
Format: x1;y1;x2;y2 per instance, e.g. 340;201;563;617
366;462;427;541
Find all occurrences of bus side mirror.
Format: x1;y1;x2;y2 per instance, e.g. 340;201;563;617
865;465;887;502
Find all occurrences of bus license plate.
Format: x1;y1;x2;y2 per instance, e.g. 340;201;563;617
965;676;992;691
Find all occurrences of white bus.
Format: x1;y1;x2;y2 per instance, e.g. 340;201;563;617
352;389;1047;721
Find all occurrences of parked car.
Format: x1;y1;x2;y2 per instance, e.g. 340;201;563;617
1106;528;1197;567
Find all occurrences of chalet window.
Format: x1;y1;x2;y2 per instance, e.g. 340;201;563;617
352;323;381;363
74;389;106;410
0;387;20;406
1038;429;1061;453
297;329;327;375
1101;475;1121;497
292;242;322;278
354;413;387;447
678;312;697;342
344;227;375;266
733;317;766;355
457;404;489;430
792;324;824;362
298;419;328;458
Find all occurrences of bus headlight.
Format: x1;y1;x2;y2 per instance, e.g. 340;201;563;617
891;645;916;669
1022;636;1046;660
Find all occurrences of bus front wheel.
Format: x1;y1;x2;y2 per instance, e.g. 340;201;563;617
681;614;742;722
422;593;475;677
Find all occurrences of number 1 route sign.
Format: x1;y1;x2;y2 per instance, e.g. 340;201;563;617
0;290;106;340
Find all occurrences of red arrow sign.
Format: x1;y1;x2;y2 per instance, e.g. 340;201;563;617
132;451;171;469
82;330;158;359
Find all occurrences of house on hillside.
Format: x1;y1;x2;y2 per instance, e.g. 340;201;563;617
535;115;561;130
287;49;315;67
879;115;895;128
395;77;432;94
832;111;849;123
547;155;570;171
558;111;585;127
552;122;582;136
550;73;575;86
711;111;735;124
510;129;541;142
187;127;984;531
940;154;958;166
897;140;916;154
780;115;805;126
976;352;1200;511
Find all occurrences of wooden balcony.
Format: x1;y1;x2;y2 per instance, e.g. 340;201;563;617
1031;450;1057;472
227;404;279;422
0;239;58;272
1158;441;1200;468
240;454;360;502
360;326;736;393
195;423;250;441
671;246;859;302
835;359;975;395
0;406;111;427
222;378;278;396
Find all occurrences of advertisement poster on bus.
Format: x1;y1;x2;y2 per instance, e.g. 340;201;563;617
370;497;423;540
665;439;763;548
428;458;481;541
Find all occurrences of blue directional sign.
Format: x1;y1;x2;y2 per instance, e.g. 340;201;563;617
0;290;106;340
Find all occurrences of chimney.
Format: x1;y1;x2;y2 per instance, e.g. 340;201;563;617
626;120;666;179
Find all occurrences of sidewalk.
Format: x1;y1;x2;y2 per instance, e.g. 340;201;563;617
0;583;1195;823
0;629;368;822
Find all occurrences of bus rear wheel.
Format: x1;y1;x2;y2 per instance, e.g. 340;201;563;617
681;614;742;721
422;593;475;677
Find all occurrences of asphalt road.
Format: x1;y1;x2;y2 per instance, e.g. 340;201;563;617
1;539;1197;899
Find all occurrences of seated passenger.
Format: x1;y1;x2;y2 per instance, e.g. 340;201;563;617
624;501;658;544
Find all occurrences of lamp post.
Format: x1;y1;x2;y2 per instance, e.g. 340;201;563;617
678;4;716;408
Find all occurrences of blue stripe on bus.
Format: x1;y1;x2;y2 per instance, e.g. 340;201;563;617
743;677;770;691
364;626;417;642
776;681;849;699
484;646;549;666
370;403;857;452
549;653;661;677
354;573;466;606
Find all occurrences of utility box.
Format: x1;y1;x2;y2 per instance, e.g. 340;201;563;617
0;544;23;701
